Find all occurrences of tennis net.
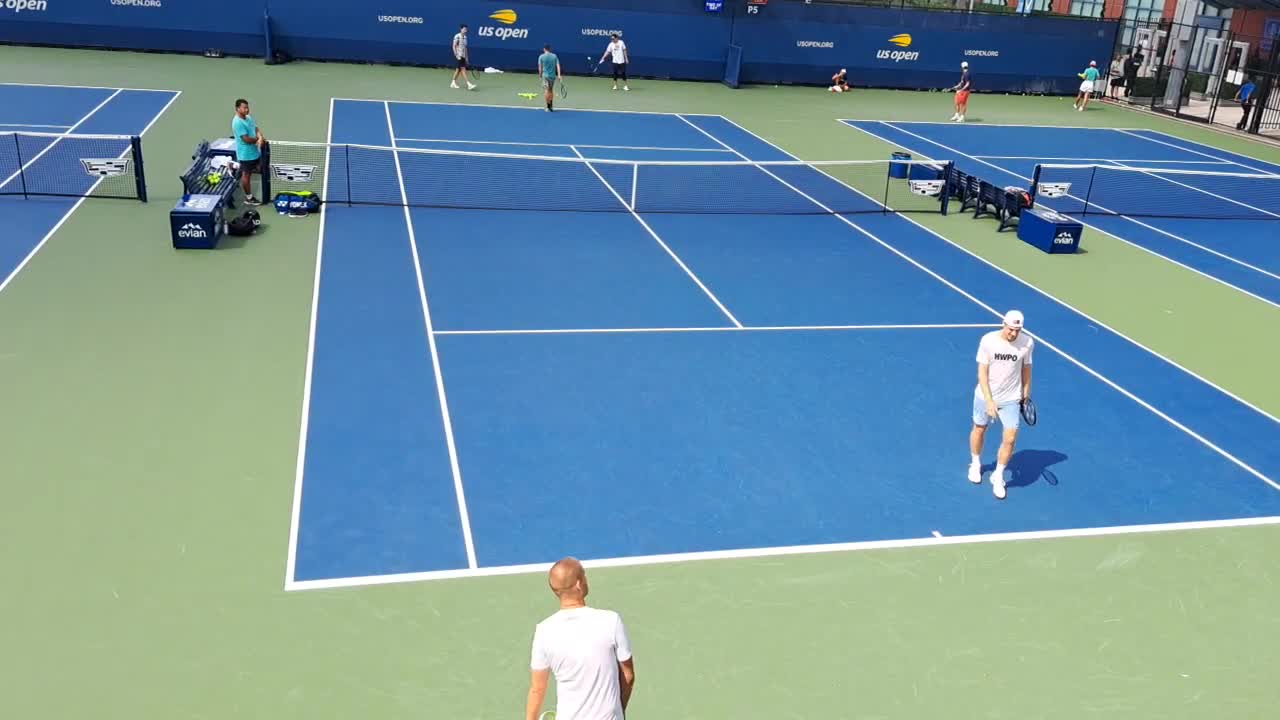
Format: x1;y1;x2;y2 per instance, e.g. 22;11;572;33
1031;163;1280;221
0;132;147;202
261;141;953;216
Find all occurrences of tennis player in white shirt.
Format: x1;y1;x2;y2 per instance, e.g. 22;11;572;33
968;310;1034;500
600;33;630;91
527;557;636;720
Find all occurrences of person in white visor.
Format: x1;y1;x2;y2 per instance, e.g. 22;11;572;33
968;310;1034;500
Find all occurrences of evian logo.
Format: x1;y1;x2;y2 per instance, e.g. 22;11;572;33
2;0;49;12
178;223;208;239
1054;231;1076;245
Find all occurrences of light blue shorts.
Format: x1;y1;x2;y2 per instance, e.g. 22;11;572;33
973;394;1020;430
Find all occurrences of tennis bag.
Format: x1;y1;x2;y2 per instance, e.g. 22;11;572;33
273;190;321;217
226;209;262;236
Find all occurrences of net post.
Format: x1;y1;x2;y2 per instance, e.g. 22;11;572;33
629;162;638;211
1029;163;1041;207
130;136;147;203
260;141;272;201
345;144;352;207
882;159;892;214
1084;165;1097;216
940;161;954;216
12;133;28;200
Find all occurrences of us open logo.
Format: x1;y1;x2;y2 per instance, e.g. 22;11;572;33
877;34;919;62
2;0;48;13
479;9;529;40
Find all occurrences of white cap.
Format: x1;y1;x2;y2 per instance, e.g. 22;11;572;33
1003;310;1024;328
1090;60;1097;66
961;61;969;68
840;68;846;73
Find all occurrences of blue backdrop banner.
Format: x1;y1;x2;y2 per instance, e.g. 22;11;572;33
1;1;1118;95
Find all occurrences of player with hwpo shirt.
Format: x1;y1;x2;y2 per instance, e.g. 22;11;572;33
968;310;1034;500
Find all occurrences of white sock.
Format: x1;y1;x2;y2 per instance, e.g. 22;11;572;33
994;464;1006;480
970;454;980;466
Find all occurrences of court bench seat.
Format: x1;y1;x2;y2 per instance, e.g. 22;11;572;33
178;140;242;208
948;166;1027;232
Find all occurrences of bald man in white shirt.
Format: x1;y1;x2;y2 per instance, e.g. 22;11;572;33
527;558;636;720
969;310;1034;500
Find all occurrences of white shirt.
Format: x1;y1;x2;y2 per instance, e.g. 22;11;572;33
974;330;1033;406
453;32;467;59
606;40;627;64
531;607;632;720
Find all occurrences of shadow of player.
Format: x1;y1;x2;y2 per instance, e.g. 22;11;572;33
983;449;1067;489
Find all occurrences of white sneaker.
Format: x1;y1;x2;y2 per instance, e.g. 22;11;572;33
623;85;629;91
957;115;965;123
950;113;959;121
450;81;459;89
992;473;1007;500
968;463;981;484
613;84;618;91
1077;106;1084;112
467;82;477;90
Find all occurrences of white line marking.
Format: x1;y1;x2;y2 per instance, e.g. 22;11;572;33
568;145;743;328
834;119;1280;426
0;88;123;192
284;98;336;589
852;120;1148;131
1116;129;1279;176
0;89;182;296
713;116;1280;490
1102;158;1280;220
283;515;1280;591
434;323;998;336
0;123;74;130
394;137;730;153
0;81;179;92
386;101;479;570
864;121;1280;310
345;97;687;117
973;156;1228;165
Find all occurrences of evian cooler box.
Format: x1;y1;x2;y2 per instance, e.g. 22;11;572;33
170;193;226;249
1017;206;1082;254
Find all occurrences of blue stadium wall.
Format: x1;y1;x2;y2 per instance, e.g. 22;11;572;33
0;0;1118;95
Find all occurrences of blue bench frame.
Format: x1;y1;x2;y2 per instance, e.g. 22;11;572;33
179;140;241;209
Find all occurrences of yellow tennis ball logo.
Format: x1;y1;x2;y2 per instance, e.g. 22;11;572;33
489;9;518;25
888;34;912;48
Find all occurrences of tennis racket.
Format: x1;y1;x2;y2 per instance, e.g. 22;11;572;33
1019;397;1038;426
590;56;603;75
557;75;568;99
538;712;556;720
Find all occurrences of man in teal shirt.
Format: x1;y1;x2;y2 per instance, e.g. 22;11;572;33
232;98;267;205
1073;60;1101;112
538;44;561;112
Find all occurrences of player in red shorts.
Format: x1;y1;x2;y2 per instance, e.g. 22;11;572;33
949;61;972;123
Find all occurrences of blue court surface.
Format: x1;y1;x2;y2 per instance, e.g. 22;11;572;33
0;82;180;292
843;120;1280;309
286;99;1280;590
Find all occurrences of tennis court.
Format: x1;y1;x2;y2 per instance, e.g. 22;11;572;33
844;120;1280;308
282;99;1280;590
3;45;1280;720
0;82;179;291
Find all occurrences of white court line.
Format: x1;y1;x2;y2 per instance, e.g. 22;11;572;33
0;81;179;93
861;121;1280;309
435;323;997;336
386;101;479;570
394;137;730;153
0;88;122;192
870;120;1148;131
342;96;682;117
284;515;1280;591
284;98;336;590
832;118;1280;425
1117;128;1280;176
1143;128;1280;174
715;116;1280;491
0;89;182;296
0;123;74;130
973;156;1228;165
1102;158;1280;220
569;145;743;328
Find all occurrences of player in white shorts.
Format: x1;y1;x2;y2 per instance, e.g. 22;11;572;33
968;310;1034;500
